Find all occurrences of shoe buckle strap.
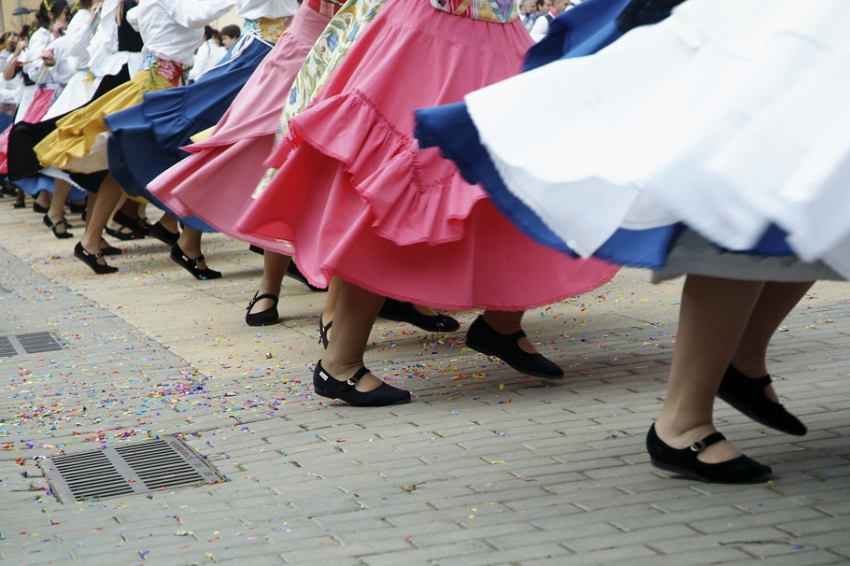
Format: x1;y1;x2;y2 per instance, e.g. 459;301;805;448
690;431;726;452
346;367;370;386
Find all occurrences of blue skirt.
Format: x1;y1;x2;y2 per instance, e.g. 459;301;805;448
16;173;87;200
105;34;273;232
414;0;791;269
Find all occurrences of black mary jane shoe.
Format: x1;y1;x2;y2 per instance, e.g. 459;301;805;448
106;226;143;241
379;298;460;332
285;261;327;292
313;360;411;407
99;239;123;256
112;210;149;238
74;242;118;274
246;292;280;326
43;214;74;239
170;244;222;280
32;202;49;214
717;365;807;436
318;316;333;349
464;315;564;378
13;198;25;209
646;423;772;484
149;221;180;246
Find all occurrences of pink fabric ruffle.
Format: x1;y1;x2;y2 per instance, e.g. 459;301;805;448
148;4;329;250
235;0;619;310
0;86;57;174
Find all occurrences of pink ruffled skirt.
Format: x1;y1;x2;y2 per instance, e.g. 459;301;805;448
0;85;58;174
236;0;618;310
147;5;330;251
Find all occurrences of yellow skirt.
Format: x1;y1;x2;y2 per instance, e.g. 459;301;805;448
36;67;177;174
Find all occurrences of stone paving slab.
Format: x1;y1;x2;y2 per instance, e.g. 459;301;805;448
1;208;849;565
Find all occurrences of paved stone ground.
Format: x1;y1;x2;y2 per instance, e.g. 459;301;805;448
1;203;849;565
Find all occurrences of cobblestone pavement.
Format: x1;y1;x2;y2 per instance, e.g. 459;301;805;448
1;205;849;565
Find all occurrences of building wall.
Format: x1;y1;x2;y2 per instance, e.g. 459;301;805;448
1;0;43;35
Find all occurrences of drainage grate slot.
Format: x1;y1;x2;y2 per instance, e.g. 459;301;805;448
41;437;224;503
16;332;63;354
0;336;15;357
0;332;63;357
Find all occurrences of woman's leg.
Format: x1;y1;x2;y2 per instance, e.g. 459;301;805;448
319;279;386;392
730;281;815;395
79;175;122;263
248;250;291;316
46;179;73;236
654;274;765;463
34;189;51;210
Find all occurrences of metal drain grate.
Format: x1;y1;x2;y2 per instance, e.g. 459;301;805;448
0;336;16;357
0;332;63;357
40;438;225;503
16;332;63;354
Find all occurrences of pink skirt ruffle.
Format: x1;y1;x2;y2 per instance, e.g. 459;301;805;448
236;0;619;310
147;4;330;248
0;86;58;174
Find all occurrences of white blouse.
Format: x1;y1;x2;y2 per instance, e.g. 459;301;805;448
237;0;299;20
88;0;135;78
21;27;53;83
48;9;94;85
127;0;237;67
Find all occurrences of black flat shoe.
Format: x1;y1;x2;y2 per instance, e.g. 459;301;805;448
148;221;179;246
43;214;73;239
313;360;411;407
170;244;221;280
99;239;122;256
318;316;332;349
379;298;460;332
285;261;327;292
33;202;49;213
74;242;118;274
112;210;149;237
717;365;807;436
106;226;143;241
246;292;279;326
646;423;772;484
464;315;564;378
13;199;25;208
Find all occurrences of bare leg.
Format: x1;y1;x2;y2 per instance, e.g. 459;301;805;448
47;179;73;235
158;212;180;233
80;175;122;264
320;280;386;392
730;281;814;401
175;226;213;270
321;277;342;326
34;189;51;209
655;275;765;463
248;251;291;315
85;190;97;217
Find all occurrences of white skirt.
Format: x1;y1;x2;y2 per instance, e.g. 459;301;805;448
465;0;850;278
43;70;102;121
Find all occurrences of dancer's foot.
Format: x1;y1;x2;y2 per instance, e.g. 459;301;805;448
646;422;771;483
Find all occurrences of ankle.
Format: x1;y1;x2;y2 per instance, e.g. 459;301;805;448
729;360;768;379
320;357;365;382
481;311;523;335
